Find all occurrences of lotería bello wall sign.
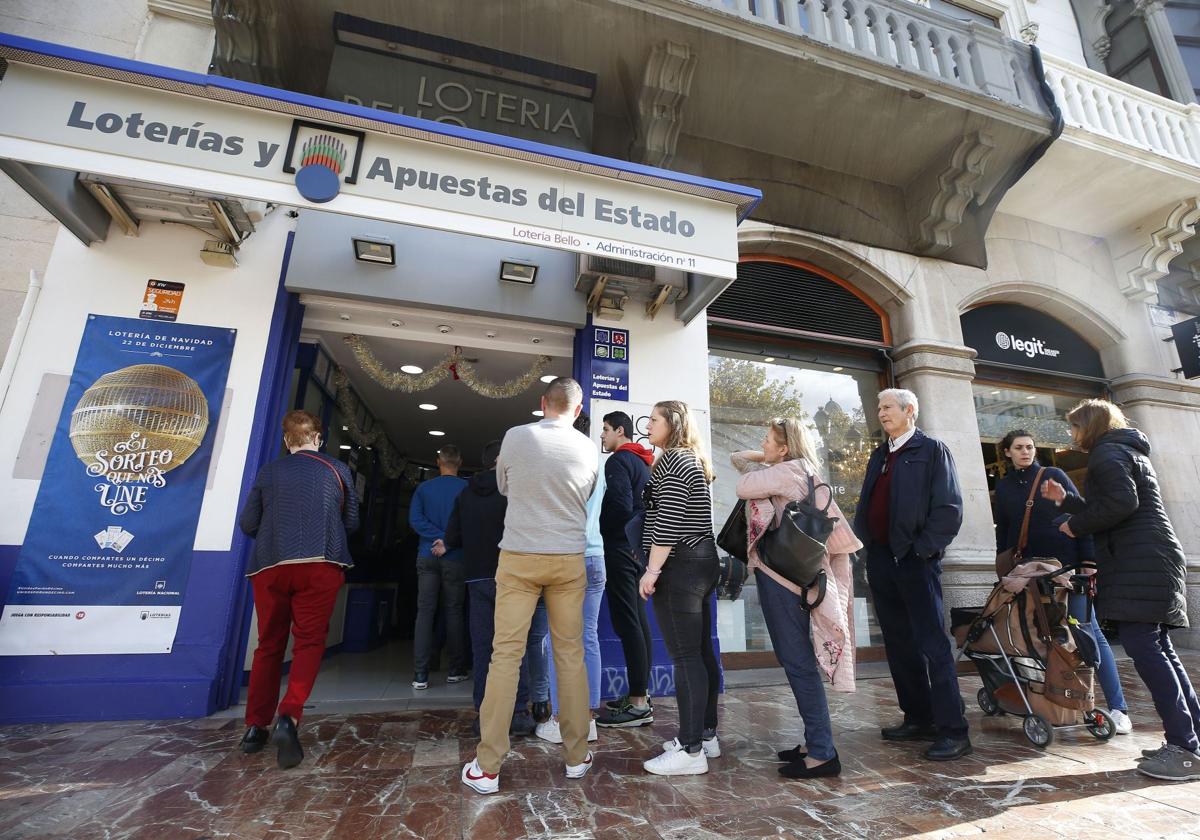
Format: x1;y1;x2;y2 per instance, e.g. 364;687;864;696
0;37;757;280
327;14;595;152
960;303;1105;379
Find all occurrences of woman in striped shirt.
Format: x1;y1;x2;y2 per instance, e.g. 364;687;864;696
638;400;721;776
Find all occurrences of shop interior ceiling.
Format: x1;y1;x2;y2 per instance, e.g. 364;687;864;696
304;315;574;473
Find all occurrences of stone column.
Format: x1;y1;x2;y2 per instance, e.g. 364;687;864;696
891;340;997;613
1109;375;1200;647
1135;0;1197;105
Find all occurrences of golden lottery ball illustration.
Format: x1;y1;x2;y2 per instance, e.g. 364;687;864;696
70;364;209;478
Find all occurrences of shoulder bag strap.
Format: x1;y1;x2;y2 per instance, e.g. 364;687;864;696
296;451;346;513
1014;467;1045;561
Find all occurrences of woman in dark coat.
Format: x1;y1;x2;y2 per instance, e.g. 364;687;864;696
993;429;1129;733
1041;400;1198;781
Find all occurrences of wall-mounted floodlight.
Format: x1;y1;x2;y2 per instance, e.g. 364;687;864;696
353;237;396;265
500;261;537;284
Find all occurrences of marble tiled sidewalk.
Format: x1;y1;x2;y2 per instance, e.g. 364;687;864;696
2;656;1199;839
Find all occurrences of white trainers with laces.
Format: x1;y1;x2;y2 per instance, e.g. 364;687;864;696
643;745;709;776
662;735;721;758
565;751;594;779
536;717;599;744
461;758;499;794
1108;709;1133;735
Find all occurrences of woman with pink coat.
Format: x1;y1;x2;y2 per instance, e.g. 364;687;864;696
733;417;862;779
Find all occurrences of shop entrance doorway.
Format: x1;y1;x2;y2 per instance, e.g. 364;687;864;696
237;297;575;712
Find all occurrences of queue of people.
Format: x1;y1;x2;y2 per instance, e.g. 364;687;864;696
236;383;1198;786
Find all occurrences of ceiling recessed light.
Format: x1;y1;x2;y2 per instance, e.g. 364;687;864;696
401;364;423;374
419;403;438;411
339;444;352;450
763;356;775;363
990;390;1001;395
532;410;544;417
339;313;351;321
832;366;844;372
1025;395;1037;400
429;430;445;436
342;425;349;431
389;319;404;328
540;374;557;383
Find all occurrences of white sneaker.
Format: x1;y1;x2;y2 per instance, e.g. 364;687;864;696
1108;709;1133;735
461;758;499;794
661;735;721;758
565;751;594;779
536;717;599;744
643;746;709;776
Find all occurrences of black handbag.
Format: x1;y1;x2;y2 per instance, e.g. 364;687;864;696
758;475;838;610
716;501;749;563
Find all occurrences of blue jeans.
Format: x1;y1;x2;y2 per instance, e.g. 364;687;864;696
756;570;836;761
544;554;606;710
1120;621;1200;753
1068;593;1127;713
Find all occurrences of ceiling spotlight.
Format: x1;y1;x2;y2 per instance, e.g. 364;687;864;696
339;313;351;321
763;356;775;362
352;236;396;266
540;375;557;383
401;364;423;374
342;425;349;431
532;410;544;417
832;366;844;372
339;444;352;450
389;319;404;328
990;390;1001;395
419;403;438;411
429;430;445;436
1025;395;1037;400
500;260;538;284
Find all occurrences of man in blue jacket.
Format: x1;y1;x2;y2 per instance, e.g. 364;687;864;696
409;445;469;690
853;389;969;760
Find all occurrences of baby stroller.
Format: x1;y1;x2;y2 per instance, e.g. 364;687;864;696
951;559;1116;748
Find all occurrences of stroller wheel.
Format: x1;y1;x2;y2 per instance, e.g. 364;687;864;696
1023;714;1054;749
1086;708;1115;741
977;688;1000;716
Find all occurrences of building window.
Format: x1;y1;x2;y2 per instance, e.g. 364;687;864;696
1105;0;1172;99
925;0;1002;29
708;348;885;652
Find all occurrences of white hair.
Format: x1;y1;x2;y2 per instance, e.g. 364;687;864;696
878;388;919;420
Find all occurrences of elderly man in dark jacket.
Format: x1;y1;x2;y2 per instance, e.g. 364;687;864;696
1043;407;1198;781
853;388;969;761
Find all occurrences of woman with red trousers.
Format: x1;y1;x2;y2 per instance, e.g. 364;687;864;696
238;410;359;769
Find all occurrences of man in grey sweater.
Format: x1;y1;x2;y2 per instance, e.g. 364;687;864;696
462;378;599;794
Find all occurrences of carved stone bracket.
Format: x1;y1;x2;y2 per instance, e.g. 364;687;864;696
631;42;697;169
1093;35;1112;61
1020;22;1040;45
914;132;996;256
1112;198;1200;302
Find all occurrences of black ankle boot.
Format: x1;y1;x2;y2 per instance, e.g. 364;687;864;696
240;725;270;754
271;715;304;770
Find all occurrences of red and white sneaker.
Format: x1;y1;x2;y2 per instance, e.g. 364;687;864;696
461;758;499;794
565;751;594;779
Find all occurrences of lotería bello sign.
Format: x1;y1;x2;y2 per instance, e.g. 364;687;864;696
0;42;755;279
1172;315;1200;379
327;15;595;152
961;303;1105;379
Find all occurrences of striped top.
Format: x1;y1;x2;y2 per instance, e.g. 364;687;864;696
644;448;714;552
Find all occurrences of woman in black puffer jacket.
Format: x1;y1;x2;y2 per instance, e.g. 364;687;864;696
1041;399;1198;781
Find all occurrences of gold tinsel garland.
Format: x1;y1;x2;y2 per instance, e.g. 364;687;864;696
344;334;554;399
331;368;408;479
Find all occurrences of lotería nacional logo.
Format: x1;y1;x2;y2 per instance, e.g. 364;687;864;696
283;120;365;204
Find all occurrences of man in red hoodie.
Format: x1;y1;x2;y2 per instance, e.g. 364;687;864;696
595;411;657;728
